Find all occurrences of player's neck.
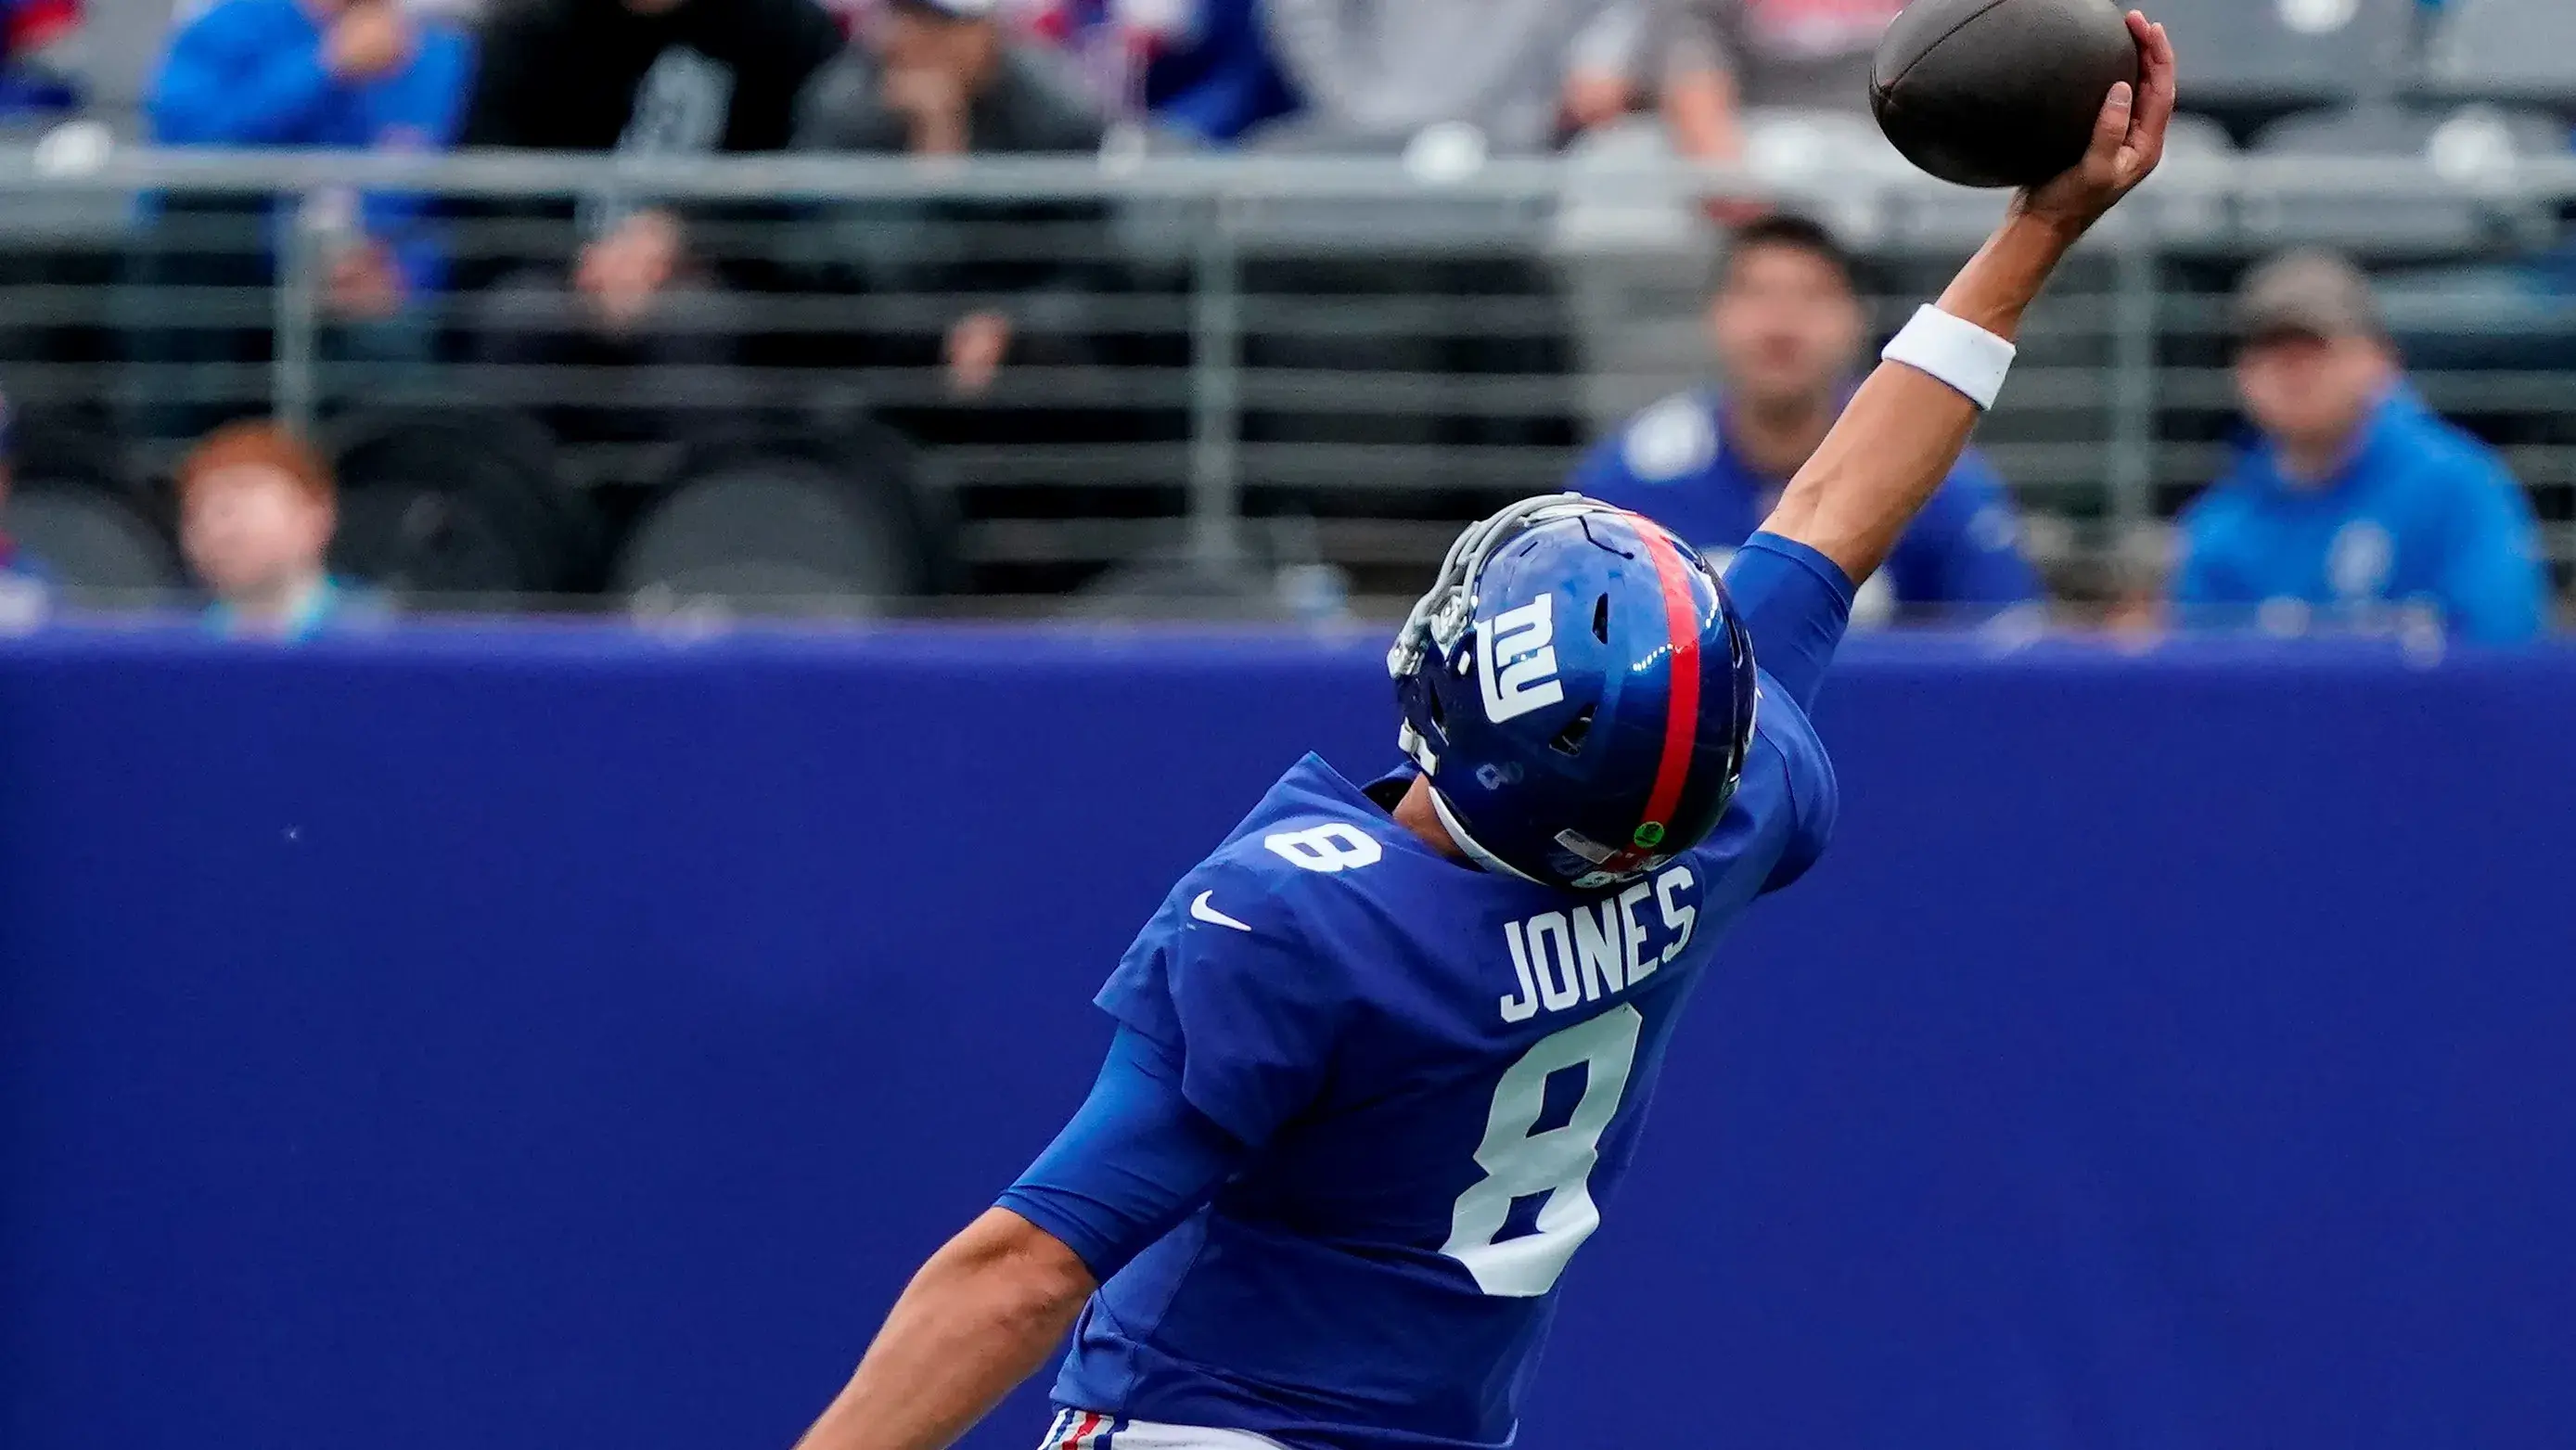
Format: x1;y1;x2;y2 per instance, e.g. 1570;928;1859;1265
1393;775;1470;865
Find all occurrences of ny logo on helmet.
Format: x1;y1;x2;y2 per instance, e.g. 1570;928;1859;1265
1476;598;1565;723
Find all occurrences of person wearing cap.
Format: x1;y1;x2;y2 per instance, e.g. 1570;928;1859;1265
2174;250;2548;643
1567;212;2043;626
177;419;377;639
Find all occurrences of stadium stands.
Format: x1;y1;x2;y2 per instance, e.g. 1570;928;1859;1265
2246;103;2571;255
2139;0;2417;115
0;0;2569;617
2425;0;2576;105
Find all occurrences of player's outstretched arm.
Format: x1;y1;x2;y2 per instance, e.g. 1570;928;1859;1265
792;1208;1096;1450
1758;12;2176;584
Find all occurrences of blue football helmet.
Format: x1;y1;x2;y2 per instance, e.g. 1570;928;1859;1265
1389;494;1760;891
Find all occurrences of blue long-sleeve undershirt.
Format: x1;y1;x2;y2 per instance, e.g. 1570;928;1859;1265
995;1025;1250;1283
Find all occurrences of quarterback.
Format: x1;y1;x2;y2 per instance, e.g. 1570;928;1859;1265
796;17;2176;1450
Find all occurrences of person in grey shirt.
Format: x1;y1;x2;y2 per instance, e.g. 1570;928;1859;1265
1656;0;1903;164
1260;0;1624;154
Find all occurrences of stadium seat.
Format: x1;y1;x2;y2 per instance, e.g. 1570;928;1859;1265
2425;0;2576;105
612;430;940;616
329;409;599;603
2246;104;2570;255
7;487;174;596
2145;0;2417;112
5;409;178;597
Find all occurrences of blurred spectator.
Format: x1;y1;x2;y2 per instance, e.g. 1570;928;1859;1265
1568;214;2041;624
456;0;843;440
1561;2;1648;135
1134;0;1294;145
0;0;81;122
178;418;376;638
794;0;1110;400
1657;0;1902;135
147;0;474;371
1042;0;1647;148
1259;0;1624;153
1656;0;1903;208
1025;0;1295;146
2175;250;2547;643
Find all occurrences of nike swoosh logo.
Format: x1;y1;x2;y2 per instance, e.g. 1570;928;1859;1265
1189;891;1252;932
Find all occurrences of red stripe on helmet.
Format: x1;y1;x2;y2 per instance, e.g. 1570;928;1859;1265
1599;520;1703;875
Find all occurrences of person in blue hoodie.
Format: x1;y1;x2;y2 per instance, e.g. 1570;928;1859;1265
1566;213;2043;625
145;0;473;400
2175;250;2549;643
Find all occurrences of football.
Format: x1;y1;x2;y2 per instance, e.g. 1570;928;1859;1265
1870;0;2141;189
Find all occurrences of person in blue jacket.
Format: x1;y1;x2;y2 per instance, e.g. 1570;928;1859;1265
1567;213;2044;626
148;0;473;336
2175;250;2549;643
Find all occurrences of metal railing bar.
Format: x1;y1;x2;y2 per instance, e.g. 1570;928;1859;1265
5;146;2572;205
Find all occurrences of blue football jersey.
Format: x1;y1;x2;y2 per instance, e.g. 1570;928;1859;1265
1049;674;1838;1449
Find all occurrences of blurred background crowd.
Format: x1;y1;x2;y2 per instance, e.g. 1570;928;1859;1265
0;0;2567;639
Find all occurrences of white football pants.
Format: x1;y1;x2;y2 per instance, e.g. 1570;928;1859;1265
1039;1409;1289;1449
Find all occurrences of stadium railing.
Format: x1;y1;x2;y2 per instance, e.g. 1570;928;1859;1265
0;140;2570;617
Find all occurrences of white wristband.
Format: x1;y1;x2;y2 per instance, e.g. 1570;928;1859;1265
1881;304;2017;411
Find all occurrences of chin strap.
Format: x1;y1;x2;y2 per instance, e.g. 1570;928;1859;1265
1429;783;1548;885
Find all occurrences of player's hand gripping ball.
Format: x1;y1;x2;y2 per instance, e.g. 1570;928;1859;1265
1870;0;2143;188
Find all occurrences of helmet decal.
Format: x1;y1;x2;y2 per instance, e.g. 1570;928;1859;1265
1473;597;1565;723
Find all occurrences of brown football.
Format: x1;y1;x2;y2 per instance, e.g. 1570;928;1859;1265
1871;0;2141;188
